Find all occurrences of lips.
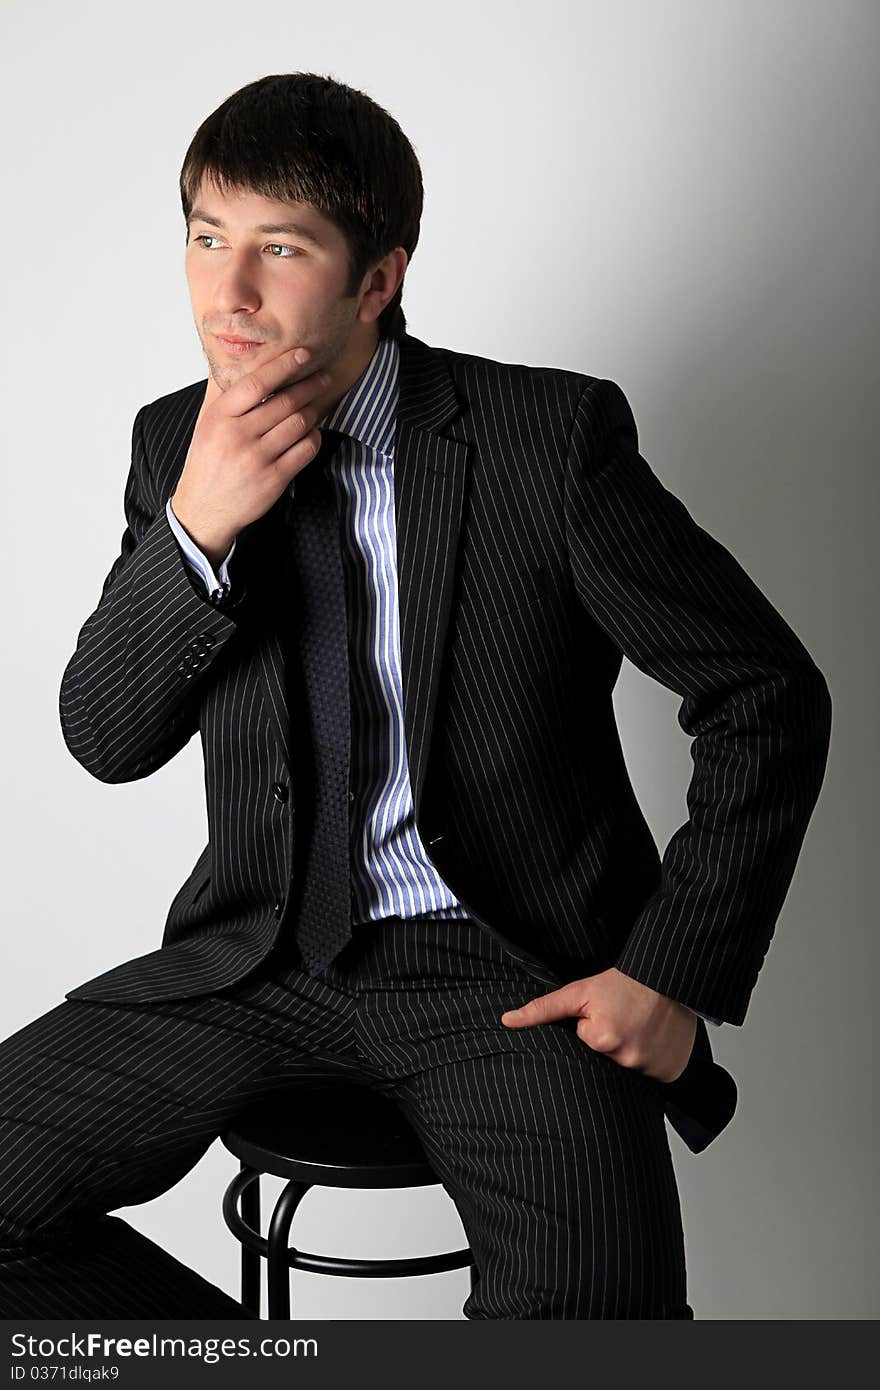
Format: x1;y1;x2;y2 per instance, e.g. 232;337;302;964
216;335;265;356
217;335;263;345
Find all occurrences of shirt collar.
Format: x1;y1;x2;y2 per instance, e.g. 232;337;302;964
316;333;400;458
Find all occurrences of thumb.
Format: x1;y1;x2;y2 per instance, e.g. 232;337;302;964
501;982;585;1028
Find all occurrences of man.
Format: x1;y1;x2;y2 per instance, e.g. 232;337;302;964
0;73;831;1319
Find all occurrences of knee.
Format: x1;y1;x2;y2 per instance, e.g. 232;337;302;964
0;1124;80;1255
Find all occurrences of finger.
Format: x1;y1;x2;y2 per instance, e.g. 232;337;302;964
220;347;313;416
500;983;585;1027
252;371;332;439
274;427;324;481
575;1019;637;1071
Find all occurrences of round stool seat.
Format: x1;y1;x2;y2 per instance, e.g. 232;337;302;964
220;1079;478;1318
222;1079;437;1188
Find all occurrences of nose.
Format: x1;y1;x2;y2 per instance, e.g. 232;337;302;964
210;260;264;312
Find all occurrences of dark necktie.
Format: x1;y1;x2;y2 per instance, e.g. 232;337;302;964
285;426;354;978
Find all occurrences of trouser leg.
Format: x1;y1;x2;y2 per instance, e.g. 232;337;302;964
390;1046;692;1319
0;972;373;1318
341;915;693;1320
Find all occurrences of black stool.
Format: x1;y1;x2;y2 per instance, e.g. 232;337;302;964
221;1080;478;1318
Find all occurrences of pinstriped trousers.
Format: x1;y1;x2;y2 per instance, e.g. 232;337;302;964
0;915;693;1319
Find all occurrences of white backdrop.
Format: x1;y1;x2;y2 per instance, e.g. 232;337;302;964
1;0;876;1319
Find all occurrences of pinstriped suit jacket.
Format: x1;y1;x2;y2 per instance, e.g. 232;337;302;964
59;331;832;1150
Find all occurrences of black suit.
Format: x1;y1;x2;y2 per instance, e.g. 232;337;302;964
0;332;830;1318
59;332;830;1134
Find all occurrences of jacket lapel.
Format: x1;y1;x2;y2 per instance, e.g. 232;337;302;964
391;334;469;819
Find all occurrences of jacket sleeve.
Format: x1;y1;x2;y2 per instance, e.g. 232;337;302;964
563;377;832;1025
58;405;246;783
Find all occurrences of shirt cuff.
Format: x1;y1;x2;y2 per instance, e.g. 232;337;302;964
165;494;236;597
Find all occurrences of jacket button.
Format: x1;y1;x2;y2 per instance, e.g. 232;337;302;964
272;781;289;803
348;791;355;802
273;898;284;916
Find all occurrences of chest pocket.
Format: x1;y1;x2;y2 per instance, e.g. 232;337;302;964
456;563;549;627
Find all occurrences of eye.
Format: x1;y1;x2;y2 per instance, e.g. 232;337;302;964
192;235;300;258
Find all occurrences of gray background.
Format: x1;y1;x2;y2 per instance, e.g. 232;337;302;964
1;0;876;1319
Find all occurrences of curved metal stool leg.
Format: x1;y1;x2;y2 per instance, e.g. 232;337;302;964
267;1179;311;1319
225;1158;478;1319
239;1161;261;1316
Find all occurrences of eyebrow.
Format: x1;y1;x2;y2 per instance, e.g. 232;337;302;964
187;207;325;247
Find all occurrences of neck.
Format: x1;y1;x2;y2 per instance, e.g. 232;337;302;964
317;324;380;423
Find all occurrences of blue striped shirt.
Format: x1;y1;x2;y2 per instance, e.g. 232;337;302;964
164;336;721;1023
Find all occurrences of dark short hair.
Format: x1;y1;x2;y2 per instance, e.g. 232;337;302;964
179;73;423;339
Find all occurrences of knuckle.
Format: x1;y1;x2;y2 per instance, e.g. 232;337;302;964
246;372;268;405
296;434;318;461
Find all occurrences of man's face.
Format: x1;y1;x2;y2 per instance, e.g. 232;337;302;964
185;175;373;395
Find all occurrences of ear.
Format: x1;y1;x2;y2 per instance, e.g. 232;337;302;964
358;247;409;323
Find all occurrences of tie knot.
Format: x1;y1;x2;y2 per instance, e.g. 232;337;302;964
286;425;343;511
